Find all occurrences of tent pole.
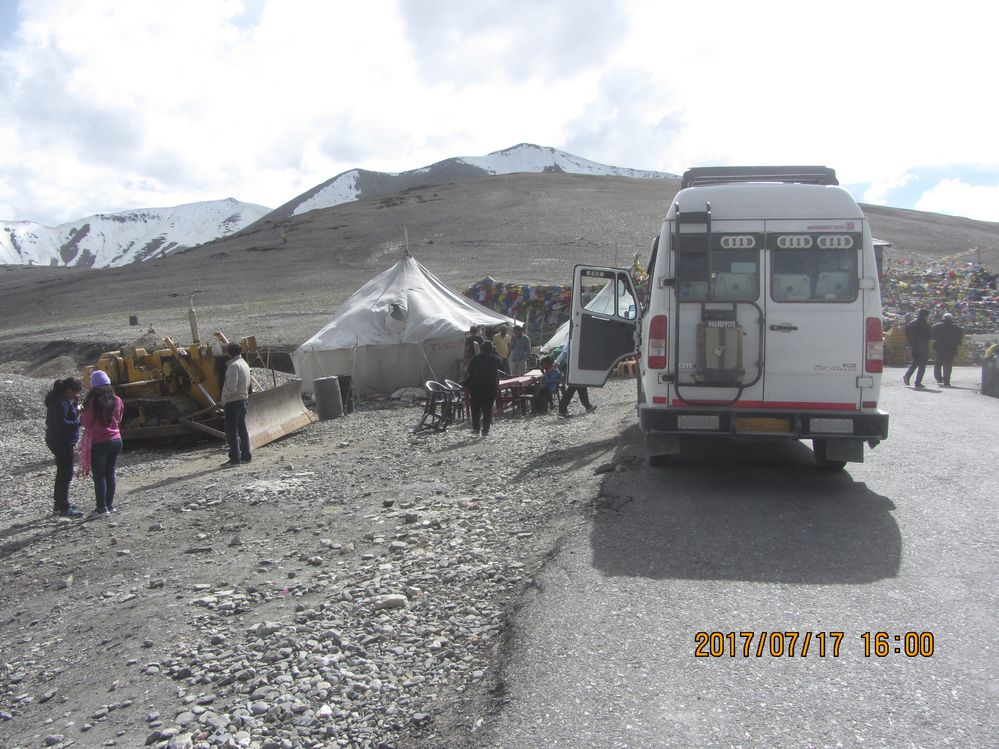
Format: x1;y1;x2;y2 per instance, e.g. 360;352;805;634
418;342;440;383
349;341;358;403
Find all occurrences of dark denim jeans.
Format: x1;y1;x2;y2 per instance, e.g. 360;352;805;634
91;438;122;510
904;349;929;386
224;400;251;463
47;440;75;512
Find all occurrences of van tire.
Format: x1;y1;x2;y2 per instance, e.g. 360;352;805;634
812;439;847;470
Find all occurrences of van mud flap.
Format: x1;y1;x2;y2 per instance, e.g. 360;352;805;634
246;380;318;449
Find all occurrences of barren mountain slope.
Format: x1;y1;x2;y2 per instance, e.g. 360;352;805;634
0;172;996;358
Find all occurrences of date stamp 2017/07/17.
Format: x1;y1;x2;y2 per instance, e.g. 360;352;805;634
693;631;935;658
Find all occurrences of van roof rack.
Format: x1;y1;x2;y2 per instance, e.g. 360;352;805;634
681;166;839;189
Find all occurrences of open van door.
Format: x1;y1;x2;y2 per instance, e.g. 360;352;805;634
567;265;640;387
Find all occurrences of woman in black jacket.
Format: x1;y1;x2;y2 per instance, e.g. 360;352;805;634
45;377;84;518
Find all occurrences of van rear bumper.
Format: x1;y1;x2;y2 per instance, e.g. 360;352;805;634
639;405;889;440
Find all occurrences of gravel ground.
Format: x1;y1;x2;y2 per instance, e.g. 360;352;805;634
0;364;639;749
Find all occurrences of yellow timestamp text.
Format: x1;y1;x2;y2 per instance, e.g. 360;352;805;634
693;631;935;658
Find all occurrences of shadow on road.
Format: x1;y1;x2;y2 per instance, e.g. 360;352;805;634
590;427;901;585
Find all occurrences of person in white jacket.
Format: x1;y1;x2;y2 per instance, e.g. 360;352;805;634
221;342;252;466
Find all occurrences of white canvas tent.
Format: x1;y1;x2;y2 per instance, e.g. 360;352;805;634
293;256;516;398
540;280;618;353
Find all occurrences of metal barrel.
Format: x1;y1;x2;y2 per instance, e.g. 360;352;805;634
314;376;344;420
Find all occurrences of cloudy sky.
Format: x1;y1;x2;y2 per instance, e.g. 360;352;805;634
1;0;997;226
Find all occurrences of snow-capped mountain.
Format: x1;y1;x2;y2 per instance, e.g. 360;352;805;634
0;198;271;268
267;143;676;221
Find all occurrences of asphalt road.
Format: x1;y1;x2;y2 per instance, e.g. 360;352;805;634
483;367;998;749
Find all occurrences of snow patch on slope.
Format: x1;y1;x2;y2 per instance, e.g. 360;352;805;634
459;143;666;180
0;198;271;268
292;170;362;216
287;144;674;217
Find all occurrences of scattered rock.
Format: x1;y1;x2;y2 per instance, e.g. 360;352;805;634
371;593;408;610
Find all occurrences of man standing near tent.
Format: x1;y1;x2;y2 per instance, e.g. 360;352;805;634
221;341;252;466
492;325;511;372
463;325;484;376
464;341;506;437
509;325;532;376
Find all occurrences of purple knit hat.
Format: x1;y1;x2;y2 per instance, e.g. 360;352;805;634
90;370;111;387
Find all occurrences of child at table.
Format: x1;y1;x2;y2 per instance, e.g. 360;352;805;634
532;356;561;414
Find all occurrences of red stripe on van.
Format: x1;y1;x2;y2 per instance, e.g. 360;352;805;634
670;399;857;411
652;396;668;404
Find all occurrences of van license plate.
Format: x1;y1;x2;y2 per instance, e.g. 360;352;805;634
735;417;791;433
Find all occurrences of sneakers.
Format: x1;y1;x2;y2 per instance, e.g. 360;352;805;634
221;460;240;468
107;504;118;513
55;507;84;519
558;410;569;418
914;382;926;389
472;429;480;436
902;374;911;386
585;405;598;413
88;508;110;520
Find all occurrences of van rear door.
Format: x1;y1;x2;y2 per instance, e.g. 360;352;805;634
567;266;640;387
763;221;864;409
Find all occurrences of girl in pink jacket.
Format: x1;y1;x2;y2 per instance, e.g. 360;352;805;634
80;370;124;517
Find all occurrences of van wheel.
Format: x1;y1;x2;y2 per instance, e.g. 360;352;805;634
812;439;847;470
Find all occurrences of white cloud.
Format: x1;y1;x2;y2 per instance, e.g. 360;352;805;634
1;0;998;224
863;173;916;207
915;179;999;223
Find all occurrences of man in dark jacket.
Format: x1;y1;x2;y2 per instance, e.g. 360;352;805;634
932;312;964;386
464;340;506;437
463;325;484;377
903;309;932;388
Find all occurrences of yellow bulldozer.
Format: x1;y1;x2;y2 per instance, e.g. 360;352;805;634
83;300;317;448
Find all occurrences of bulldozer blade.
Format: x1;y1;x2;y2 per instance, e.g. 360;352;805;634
245;380;318;449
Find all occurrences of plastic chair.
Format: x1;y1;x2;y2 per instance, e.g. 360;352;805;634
412;381;452;433
443;379;467;422
678;281;709;301
772;274;812;300
815;271;853;300
712;273;758;300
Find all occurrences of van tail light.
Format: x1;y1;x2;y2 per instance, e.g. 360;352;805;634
865;317;884;373
648;315;668;369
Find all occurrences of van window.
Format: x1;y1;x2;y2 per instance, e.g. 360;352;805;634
769;233;860;302
675;233;760;301
579;268;637;320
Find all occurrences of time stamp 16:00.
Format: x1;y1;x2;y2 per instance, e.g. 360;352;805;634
693;631;935;658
